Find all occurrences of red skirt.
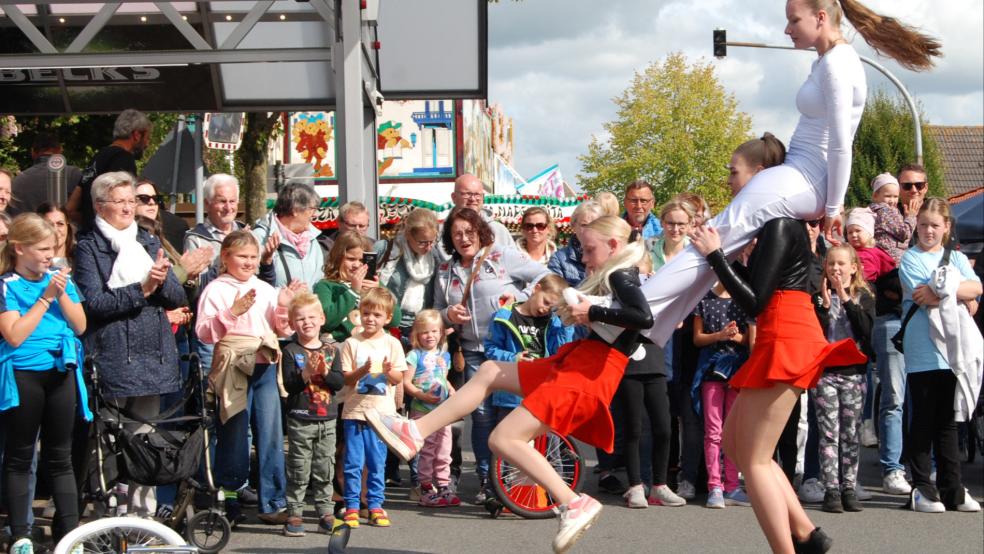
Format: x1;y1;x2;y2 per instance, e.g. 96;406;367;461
519;339;628;453
729;290;867;391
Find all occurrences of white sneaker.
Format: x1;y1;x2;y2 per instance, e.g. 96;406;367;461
675;479;696;500
798;478;825;503
911;489;945;513
860;419;878;447
648;484;686;507
957;489;981;512
552;494;602;554
622;484;648;509
854;482;873;501
883;470;912;495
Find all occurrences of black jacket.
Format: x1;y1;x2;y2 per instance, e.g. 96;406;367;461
587;268;655;356
282;342;346;421
815;289;876;374
75;226;186;398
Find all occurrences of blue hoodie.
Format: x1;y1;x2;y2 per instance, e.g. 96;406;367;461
483;304;576;409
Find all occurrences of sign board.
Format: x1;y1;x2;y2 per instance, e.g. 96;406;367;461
203;113;245;151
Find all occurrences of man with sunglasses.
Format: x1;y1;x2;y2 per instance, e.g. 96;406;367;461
67;109;152;232
898;163;928;229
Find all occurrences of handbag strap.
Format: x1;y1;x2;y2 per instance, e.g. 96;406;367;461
897;245;953;337
460;246;493;307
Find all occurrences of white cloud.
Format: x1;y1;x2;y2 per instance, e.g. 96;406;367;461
489;0;984;185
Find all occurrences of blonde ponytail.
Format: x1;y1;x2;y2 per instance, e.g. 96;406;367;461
575;216;648;296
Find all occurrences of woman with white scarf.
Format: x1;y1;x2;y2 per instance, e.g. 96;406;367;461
375;208;439;344
74;171;186;518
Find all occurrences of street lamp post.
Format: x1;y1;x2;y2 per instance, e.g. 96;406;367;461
713;30;924;165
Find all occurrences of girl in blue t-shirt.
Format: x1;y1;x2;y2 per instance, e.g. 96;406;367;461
899;198;982;514
0;214;88;551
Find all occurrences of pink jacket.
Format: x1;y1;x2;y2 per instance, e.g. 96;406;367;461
856;245;897;284
196;274;292;350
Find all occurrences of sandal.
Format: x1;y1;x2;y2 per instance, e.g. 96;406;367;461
342;508;360;529
368;508;391;527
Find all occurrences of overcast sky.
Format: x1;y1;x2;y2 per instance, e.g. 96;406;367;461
488;0;984;185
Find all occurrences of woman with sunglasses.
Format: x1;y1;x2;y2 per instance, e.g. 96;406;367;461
638;0;940;352
517;207;556;265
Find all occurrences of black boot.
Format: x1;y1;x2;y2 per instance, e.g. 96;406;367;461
793;527;833;554
841;488;863;512
822;489;843;513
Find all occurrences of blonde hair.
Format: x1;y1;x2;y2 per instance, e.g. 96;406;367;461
823;245;872;299
411;309;447;350
593;192;621;217
576;216;647;296
659;200;696;224
324;231;373;282
0;214;57;275
807;0;942;71
288;291;323;321
671;193;709;223
571;200;605;228
534;273;570;297
218;230;260;274
916;197;953;246
360;287;396;318
402;207;439;241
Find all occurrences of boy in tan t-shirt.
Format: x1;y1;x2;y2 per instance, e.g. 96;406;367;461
339;288;407;528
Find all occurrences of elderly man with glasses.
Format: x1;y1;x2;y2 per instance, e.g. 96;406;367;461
436;173;515;262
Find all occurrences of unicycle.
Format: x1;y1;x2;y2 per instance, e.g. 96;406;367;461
488;431;586;519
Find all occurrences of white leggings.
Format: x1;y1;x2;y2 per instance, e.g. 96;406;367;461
640;164;825;346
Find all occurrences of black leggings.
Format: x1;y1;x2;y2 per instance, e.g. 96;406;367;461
3;369;78;542
616;374;671;486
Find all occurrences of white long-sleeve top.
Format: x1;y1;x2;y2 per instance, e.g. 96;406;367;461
785;44;866;219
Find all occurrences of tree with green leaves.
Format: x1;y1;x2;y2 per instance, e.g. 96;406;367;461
847;89;944;207
577;53;752;212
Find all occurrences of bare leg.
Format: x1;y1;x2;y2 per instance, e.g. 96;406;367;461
488;406;578;506
414;360;522;438
724;385;814;554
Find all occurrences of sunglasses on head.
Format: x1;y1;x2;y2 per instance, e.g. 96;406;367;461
136;194;164;206
901;181;927;191
522;222;548;231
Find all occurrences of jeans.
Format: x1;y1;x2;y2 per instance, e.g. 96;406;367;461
286;418;336;518
464;350;494;480
874;315;907;475
342;420;387;510
214;363;286;514
862;361;879;421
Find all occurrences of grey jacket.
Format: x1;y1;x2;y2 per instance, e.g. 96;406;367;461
436;209;516;263
252;212;326;289
434;243;549;352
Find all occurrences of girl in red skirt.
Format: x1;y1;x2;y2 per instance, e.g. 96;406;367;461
367;216;652;554
691;219;866;554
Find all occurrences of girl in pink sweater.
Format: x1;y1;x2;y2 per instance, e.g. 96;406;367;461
195;230;304;523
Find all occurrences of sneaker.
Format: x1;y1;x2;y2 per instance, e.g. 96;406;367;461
440;487;461;507
648;484;686;507
841;488;863;512
860;419;878;447
597;473;627;495
154;503;174;520
706;487;725;509
368;508;391;527
622;484;648;509
409;485;423;501
419;491;450;507
675;478;696;500
910;489;945;513
854;482;872;501
342;508;361;529
956;489;981;513
9;538;33;554
822;490;843;513
317;515;335;534
882;470;912;495
724;488;751;507
798;478;826;503
474;478;490;505
385;477;403;487
239;486;259;507
364;408;423;462
283;515;306;537
257;509;289;525
552;494;602;554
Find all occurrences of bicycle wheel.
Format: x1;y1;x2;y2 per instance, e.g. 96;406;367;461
186;509;231;554
54;517;190;554
490;432;586;519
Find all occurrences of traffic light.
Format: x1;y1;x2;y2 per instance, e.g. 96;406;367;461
713;29;727;58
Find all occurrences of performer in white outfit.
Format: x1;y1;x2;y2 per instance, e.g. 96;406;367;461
642;0;941;348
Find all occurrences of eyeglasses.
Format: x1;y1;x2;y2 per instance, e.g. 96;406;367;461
342;220;369;231
522;222;548;231
901;181;927;191
412;238;436;248
452;230;477;240
627;197;654;205
457;192;483;199
100;198;137;208
662;221;690;230
136;194;164;206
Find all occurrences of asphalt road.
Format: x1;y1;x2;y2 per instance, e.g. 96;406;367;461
223;442;984;554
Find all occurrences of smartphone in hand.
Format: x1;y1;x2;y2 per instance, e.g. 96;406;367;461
362;252;378;281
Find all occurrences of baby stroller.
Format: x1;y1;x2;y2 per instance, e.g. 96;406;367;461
81;353;230;553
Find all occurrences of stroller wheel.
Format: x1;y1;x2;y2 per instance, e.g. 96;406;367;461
185;510;231;554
